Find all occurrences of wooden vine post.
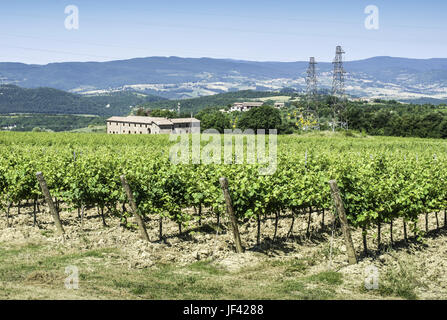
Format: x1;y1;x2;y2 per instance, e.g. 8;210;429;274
120;175;150;242
328;180;357;265
219;177;244;253
36;172;65;234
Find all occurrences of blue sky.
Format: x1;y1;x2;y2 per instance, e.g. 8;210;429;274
0;0;446;64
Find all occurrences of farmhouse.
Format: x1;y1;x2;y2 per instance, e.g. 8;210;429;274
106;116;200;134
274;102;285;109
229;102;263;112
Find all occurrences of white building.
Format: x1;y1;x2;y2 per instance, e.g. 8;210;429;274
106;116;200;134
229;102;264;112
274;102;285;109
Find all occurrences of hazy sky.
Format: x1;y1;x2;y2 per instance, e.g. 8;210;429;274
0;0;446;64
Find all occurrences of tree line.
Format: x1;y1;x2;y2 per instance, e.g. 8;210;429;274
145;96;447;139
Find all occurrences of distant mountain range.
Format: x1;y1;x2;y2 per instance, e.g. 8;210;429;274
0;56;446;102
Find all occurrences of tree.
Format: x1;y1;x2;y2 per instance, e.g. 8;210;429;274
135;107;146;116
238;105;282;131
148;109;177;118
196;108;231;133
438;119;447;138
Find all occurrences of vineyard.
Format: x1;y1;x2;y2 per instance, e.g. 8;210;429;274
1;131;447;299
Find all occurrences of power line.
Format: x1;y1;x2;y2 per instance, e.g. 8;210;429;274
331;45;348;131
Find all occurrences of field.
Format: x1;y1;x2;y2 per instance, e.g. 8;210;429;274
1;131;447;299
249;96;292;103
69;125;106;133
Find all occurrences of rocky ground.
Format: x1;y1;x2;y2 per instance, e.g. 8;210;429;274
0;203;446;299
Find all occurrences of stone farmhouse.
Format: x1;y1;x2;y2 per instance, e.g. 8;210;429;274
106;116;200;134
229;102;264;112
274;102;285;109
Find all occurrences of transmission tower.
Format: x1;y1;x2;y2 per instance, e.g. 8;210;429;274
331;45;347;131
306;57;318;100
302;57;319;130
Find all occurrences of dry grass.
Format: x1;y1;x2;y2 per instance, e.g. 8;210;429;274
0;204;445;300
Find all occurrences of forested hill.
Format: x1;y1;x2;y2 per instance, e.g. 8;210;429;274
140;90;288;114
0;85;165;116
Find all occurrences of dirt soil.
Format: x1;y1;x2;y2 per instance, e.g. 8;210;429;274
0;203;446;300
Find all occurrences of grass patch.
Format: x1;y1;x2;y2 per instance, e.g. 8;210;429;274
0;245;118;283
320;243;342;260
274;270;342;300
131;283;150;295
34;247;117;268
112;279;151;296
270;258;309;275
40;230;54;237
187;260;227;275
108;262;226;299
308;271;343;285
276;279;337;300
0;243;43;258
378;263;420;300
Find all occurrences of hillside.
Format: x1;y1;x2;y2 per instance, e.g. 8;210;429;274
0;114;105;132
141;90;289;114
1;56;446;101
0;85;165;116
